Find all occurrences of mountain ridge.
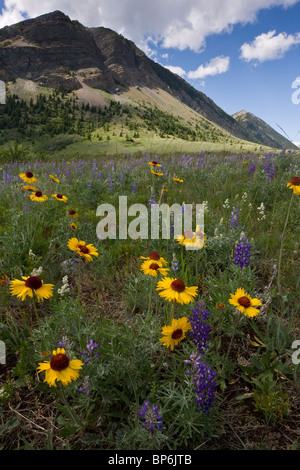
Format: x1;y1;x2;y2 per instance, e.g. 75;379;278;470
0;10;259;144
232;110;297;150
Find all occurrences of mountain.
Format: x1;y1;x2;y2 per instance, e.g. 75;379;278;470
0;10;258;145
232;110;297;150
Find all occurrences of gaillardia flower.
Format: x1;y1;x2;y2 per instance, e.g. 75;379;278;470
159;317;192;350
140;259;169;277
10;276;54;302
140;252;168;266
156;277;198;304
49;175;60;183
67;237;98;261
228;288;262;317
19;171;38;184
287;177;300;195
151;169;163;176
70;222;77;231
173;177;183;183
37;348;83;387
68;209;78;218
216;302;225;310
30;191;48;202
0;274;8;286
147;160;162;168
52;193;68;202
177;228;206;250
23;185;38;192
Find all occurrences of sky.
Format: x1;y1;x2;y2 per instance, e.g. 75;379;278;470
0;0;300;143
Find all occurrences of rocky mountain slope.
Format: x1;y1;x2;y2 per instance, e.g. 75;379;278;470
232;110;297;150
0;10;258;144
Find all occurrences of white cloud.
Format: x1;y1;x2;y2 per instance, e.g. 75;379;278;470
0;0;299;53
240;30;300;62
187;56;230;79
164;65;186;77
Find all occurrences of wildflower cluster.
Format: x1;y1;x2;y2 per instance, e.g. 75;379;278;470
233;233;252;268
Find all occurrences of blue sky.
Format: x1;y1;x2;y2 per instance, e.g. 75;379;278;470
0;0;300;142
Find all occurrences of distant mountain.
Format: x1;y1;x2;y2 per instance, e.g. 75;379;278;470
232;110;297;150
0;10;258;144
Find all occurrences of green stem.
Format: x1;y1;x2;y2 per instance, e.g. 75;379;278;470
59;382;80;427
277;192;294;293
32;295;46;350
222;313;241;378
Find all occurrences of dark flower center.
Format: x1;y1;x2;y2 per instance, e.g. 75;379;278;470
149;252;160;261
50;353;69;371
149;263;160;270
152;161;158;165
171;279;186;293
26;171;33;178
289;176;300;186
78;245;89;254
69;209;76;215
171;329;183;340
56;194;63;198
184;230;194;239
25;276;43;290
35;191;43;197
238;296;251;308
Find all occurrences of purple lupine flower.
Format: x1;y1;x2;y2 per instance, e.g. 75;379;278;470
229;206;239;229
233;233;252;268
57;336;68;348
138;401;163;434
189;301;211;355
107;174;114;192
24;203;29;214
171;253;179;273
132;182;137;194
80;339;100;364
78;376;91;396
264;161;275;181
87;182;92;189
185;352;217;414
119;173;124;184
248;163;256;175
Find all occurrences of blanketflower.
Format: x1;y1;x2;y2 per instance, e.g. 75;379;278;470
228;288;262;317
159;317;192;350
172;177;183;183
140;259;169;277
23;185;38;192
30;191;48;202
70;222;77;231
176;227;206;250
287;177;300;195
49;175;60;183
9;276;54;302
147;160;161;167
52;193;68;202
68;209;78;218
151;169;163;176
67;237;98;261
19;171;38;183
140;252;168;266
37;348;83;387
156;277;198;304
0;274;8;286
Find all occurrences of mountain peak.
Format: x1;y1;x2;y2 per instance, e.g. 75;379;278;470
232;110;297;149
0;11;258;142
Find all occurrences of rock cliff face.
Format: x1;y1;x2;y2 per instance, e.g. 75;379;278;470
0;10;255;141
